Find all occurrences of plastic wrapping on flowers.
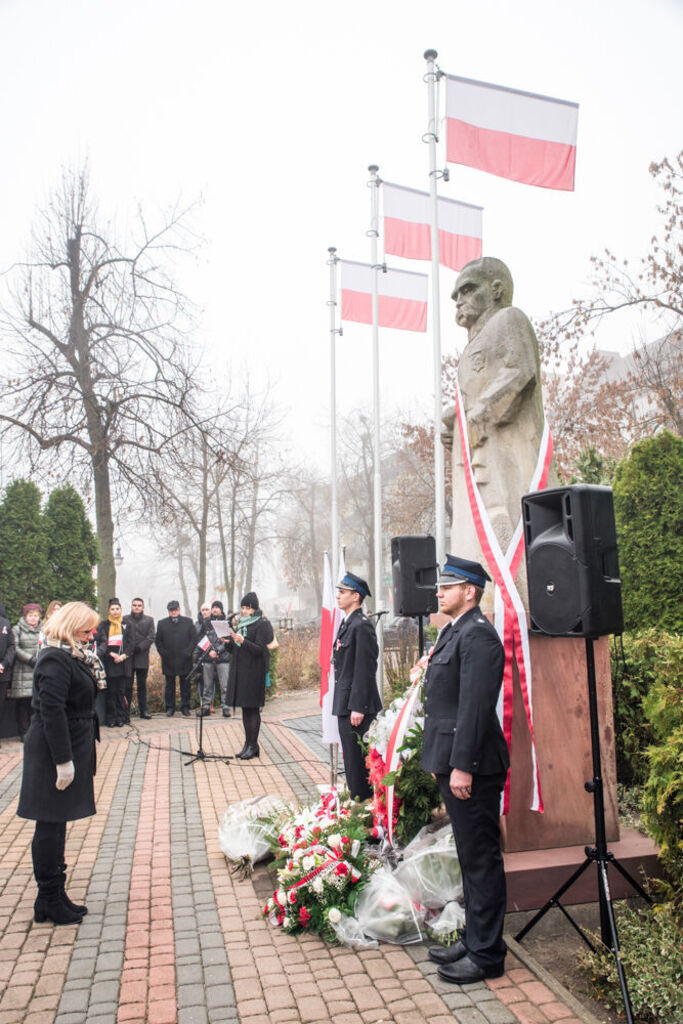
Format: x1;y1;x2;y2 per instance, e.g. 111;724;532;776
218;795;289;879
393;824;462;909
262;788;378;940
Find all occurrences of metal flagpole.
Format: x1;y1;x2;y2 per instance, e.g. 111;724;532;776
424;48;446;566
368;164;385;699
327;247;341;580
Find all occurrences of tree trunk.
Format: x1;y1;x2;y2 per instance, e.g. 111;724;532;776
92;453;116;615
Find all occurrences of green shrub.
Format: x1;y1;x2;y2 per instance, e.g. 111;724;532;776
579;900;683;1023
610;630;681;785
613;431;683;634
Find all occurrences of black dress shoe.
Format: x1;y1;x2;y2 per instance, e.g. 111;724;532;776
196;707;210;717
222;708;231;718
429;940;467;965
140;712;152;720
437;954;505;985
166;710;174;717
239;744;260;759
181;709;191;717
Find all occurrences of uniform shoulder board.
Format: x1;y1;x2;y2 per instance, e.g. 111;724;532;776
477;616;486;623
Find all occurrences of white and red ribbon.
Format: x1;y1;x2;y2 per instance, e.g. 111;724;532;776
454;378;553;813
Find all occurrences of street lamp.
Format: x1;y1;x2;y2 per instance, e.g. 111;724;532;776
114;543;123;568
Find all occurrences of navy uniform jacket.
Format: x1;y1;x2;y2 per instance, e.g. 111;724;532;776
332;608;381;717
421;606;509;776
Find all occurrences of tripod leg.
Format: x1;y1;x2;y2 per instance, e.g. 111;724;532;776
597;859;635;1024
514;857;591;942
609;855;652;904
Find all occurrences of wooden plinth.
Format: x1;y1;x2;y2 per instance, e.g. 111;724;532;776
502;634;619;852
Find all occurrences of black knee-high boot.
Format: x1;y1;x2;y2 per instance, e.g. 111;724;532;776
32;822;83;925
239;709;260;759
56;822;87;916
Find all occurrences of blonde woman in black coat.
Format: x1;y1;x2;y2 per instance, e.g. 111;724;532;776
17;602;103;925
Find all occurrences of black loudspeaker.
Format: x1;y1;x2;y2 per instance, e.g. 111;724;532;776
391;535;438;617
522;485;623;638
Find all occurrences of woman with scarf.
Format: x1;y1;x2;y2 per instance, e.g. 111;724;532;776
225;592;273;759
17;601;104;925
11;602;43;740
96;598;134;727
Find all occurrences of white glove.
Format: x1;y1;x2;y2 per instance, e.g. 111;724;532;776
55;761;75;790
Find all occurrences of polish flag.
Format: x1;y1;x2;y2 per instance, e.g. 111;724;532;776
320;550;345;745
446;75;578;191
340;260;428;333
383;182;483;271
197;634;212;652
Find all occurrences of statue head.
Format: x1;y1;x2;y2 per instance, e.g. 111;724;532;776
452;257;514;334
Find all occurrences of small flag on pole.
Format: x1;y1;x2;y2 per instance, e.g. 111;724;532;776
197;634;212;652
446;75;578;191
383;182;483;271
320;549;345;745
340;260;428;332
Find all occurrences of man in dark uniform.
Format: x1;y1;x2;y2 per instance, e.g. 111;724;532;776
332;572;381;800
421;554;509;984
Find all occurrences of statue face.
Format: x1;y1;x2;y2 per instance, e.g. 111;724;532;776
452;270;494;329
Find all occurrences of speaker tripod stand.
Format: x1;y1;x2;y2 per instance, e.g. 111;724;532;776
514;637;650;1024
184;648;234;767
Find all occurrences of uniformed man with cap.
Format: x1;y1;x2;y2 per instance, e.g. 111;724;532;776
422;554;509;984
332;572;381;801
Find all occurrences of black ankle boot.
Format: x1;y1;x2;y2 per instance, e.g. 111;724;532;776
35;877;83;925
59;864;87;916
239;744;260;759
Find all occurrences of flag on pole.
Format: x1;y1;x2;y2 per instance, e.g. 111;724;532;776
340;260;428;333
383;182;483;271
320;549;345;745
197;634;212;652
445;75;578;191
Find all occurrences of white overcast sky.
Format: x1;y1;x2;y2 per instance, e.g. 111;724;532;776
1;0;681;472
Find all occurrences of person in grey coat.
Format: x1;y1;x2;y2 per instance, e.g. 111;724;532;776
10;603;43;739
17;601;102;925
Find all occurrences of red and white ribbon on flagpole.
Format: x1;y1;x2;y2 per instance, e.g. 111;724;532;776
454;379;553;813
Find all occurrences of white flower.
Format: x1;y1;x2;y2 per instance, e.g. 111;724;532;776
302;856;315;871
328;907;342;925
312;877;324;894
328;833;341;849
351;839;360;858
276;889;286;905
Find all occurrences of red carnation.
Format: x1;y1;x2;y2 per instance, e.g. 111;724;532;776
334;862;348;876
298;906;311;926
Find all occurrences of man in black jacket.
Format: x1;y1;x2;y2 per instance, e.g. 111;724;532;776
422;554;508;984
155;601;195;717
123;598;155;720
0;603;16;742
332;572;381;800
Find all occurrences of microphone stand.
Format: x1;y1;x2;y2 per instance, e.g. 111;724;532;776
184;644;233;767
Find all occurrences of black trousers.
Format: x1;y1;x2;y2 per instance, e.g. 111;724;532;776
437;771;507;968
165;674;190;713
337;713;375;801
105;676;127;725
15;697;32;739
125;668;149;715
32;820;67;885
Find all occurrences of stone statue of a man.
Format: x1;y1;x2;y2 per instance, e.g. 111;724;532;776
442;257;557;611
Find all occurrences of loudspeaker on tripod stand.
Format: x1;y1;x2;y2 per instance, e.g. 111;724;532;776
522;484;623;638
390;535;438;617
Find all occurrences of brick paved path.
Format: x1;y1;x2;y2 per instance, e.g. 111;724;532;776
0;692;591;1024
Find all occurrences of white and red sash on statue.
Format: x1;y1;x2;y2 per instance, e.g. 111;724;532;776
453;378;553;813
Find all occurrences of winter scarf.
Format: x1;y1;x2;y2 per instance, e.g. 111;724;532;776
236;609;262;637
46;638;108;690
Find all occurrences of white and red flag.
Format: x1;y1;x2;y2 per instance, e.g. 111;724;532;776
197;634;212;653
340;260;428;333
320;550;345;745
383;182;483;272
446;75;578;191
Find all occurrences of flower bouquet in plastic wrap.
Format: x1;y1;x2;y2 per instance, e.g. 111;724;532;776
393;824;463;910
263;787;377;940
353;868;425;944
218;795;288;879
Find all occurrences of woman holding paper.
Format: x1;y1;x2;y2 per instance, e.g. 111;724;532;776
225;592;273;759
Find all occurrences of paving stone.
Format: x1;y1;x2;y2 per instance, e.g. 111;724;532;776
477;1002;519;1024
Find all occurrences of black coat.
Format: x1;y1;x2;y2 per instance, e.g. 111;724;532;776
155;615;195;676
0;610;15;682
17;647;98;822
420;606;509;776
95;619;135;679
332;608;381;717
122;613;156;670
225;615;273;709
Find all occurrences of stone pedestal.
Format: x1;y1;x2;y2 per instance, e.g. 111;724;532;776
501;633;619;853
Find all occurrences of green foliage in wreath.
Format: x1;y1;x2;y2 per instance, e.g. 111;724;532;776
382;723;442;847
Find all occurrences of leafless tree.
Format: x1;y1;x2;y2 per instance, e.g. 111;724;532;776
0;167;200;610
